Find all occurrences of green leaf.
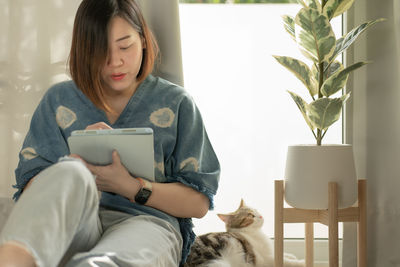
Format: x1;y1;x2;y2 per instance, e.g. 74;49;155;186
329;18;384;62
321;61;367;97
311;63;319;83
306;0;321;10
282;15;295;41
308;96;346;130
312;61;343;82
273;56;318;97
325;61;344;79
297;0;307;8
288;91;315;131
324;0;356;19
332;0;356;18
297;0;322;10
341;92;351;103
295;7;336;63
324;0;338;19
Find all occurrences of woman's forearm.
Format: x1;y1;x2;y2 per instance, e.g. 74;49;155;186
146;182;210;219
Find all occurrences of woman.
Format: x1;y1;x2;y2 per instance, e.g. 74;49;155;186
0;0;220;266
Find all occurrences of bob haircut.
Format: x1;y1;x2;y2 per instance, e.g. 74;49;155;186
69;0;159;112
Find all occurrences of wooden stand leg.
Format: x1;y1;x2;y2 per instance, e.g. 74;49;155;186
328;182;339;267
305;223;314;267
275;180;284;267
357;180;367;267
274;180;366;267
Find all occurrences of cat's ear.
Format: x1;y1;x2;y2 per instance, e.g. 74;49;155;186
239;199;245;208
217;213;231;223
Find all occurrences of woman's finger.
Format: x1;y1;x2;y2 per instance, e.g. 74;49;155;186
111;150;121;166
85;161;99;174
69;153;84;160
85;122;113;130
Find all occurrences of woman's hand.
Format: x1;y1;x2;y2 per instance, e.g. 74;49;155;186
71;152;209;218
85;150;140;198
85;122;113;130
69;122;210;218
70;122;139;198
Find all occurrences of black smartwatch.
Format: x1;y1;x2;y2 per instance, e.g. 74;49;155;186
134;178;152;205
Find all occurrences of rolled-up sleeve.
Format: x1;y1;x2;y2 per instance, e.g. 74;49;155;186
164;95;220;210
13;89;70;200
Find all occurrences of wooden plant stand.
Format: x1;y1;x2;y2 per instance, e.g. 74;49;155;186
274;179;367;267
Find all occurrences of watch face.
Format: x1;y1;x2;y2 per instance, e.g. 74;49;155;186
135;188;152;204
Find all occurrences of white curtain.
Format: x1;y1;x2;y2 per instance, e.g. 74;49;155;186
344;0;400;266
0;0;182;198
137;0;183;86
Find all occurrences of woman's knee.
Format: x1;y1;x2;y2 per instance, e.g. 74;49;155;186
40;159;96;193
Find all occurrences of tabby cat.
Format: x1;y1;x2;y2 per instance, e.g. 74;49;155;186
184;199;304;267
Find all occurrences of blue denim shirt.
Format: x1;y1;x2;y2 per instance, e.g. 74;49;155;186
13;75;220;265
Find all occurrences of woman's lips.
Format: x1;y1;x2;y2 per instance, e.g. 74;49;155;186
111;73;127;81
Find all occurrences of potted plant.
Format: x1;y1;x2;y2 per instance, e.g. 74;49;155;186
274;0;383;209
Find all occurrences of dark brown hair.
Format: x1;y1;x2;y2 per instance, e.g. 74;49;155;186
68;0;159;112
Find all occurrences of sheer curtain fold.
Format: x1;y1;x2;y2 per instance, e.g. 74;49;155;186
0;0;81;198
0;0;183;198
344;0;400;266
138;0;184;86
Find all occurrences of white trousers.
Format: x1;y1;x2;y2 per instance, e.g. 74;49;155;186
0;159;182;267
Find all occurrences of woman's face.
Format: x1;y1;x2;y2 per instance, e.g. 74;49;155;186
101;16;144;95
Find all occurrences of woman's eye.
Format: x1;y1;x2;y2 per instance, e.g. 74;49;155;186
120;44;132;50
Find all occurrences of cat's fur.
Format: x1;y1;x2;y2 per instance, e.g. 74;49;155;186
184;199;304;267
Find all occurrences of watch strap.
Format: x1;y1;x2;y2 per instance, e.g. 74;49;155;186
134;177;152;205
137;177;152;190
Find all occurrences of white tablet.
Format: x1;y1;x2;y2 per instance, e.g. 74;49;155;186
67;127;155;181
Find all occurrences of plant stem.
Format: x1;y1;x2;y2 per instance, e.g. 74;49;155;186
317;129;322;145
321;0;327;8
311;129;318;140
322;129;328;140
318;63;324;98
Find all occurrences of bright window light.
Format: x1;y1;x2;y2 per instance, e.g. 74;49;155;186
179;3;343;238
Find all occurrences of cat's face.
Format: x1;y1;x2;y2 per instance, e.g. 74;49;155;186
217;199;264;230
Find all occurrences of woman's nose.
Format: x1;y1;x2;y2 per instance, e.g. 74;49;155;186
107;51;123;67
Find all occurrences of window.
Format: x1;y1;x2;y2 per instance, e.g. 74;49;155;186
179;1;343;240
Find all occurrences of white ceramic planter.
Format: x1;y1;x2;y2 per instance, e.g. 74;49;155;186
284;144;358;210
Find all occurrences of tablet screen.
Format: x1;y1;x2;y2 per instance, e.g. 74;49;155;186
67;127;155;181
